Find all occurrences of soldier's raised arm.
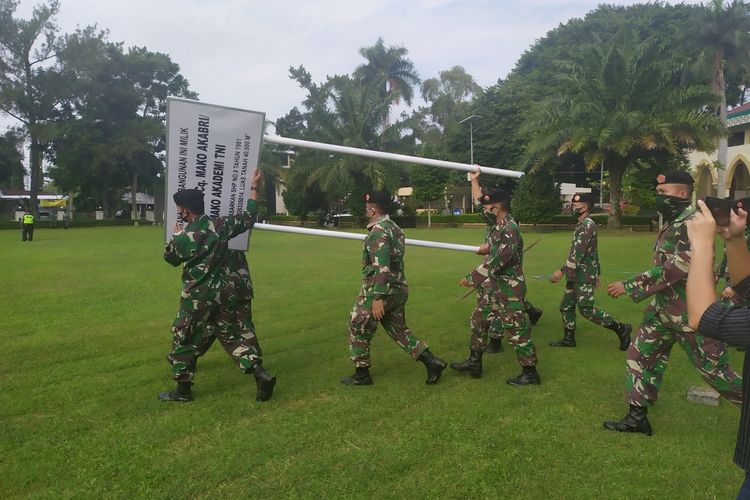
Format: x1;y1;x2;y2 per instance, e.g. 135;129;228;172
215;169;262;242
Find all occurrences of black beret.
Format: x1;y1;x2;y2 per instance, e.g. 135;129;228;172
479;187;510;205
173;189;205;214
365;191;391;208
572;193;594;205
656;171;694;186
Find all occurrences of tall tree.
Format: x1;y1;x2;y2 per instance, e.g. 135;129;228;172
695;0;750;196
411;164;448;228
524;30;722;227
420;65;481;130
0;129;24;189
355;37;420;124
0;0;61;215
288;67;409;215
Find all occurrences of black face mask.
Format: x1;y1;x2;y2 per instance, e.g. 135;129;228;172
572;207;585;221
480;207;496;224
655;194;691;221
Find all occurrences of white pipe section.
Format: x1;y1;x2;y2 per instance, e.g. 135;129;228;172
263;135;523;179
255;223;480;253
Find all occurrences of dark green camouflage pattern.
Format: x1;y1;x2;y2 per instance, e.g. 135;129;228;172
348;215;427;367
620;205;742;407
560;282;615;331
164;199;262;382
559;216;618;330
467;207;536;366
561;216;600;284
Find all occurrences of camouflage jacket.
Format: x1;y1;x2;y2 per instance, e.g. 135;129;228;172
226;249;253;301
561;216;601;284
164;198;257;301
467;206;526;300
361;215;407;299
622;205;695;314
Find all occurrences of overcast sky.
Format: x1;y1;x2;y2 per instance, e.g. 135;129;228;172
8;0;704;128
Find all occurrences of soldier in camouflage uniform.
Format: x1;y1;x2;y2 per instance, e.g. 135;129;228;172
451;168;540;386
160;170;276;403
603;171;742;435
548;192;632;350
341;190;447;386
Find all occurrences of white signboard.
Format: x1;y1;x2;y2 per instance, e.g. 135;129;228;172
165;98;265;250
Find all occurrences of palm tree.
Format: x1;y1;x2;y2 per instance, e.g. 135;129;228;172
355;38;421;124
524;30;722;228
695;0;750;196
307;75;405;206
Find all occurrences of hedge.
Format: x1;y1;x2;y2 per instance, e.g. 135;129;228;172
0;219;144;230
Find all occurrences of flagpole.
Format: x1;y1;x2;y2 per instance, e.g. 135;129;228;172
263;135;523;179
255;223;480;252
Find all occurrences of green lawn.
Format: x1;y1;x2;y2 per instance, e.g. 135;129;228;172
0;225;744;498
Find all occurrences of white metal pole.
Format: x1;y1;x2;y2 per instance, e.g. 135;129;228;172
254;223;480;253
599;158;604;208
263;135;522;179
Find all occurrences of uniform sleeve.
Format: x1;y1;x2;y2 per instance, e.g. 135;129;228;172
163;232;198;267
368;227;392;298
622;224;691;302
467;229;513;287
561;223;589;281
215;198;258;242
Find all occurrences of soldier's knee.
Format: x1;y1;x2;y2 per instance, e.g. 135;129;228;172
578;306;594;318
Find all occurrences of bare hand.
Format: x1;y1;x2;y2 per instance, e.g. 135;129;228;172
722;287;737;300
459;278;472;288
469;166;481;182
372;299;385;321
595;277;602;289
476;243;490;255
173;223;184;234
607;281;626;298
687;200;718;248
717;206;748;241
549;270;563;284
251;169;263;188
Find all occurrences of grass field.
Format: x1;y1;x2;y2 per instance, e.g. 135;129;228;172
0;225;745;498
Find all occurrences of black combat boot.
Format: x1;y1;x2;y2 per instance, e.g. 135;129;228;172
485;337;504;354
506;365;541;386
450;350;483;378
609;322;632;351
341;366;373;386
253;363;277;402
603;404;653;436
418;350;447;385
527;306;544;326
549;328;576;348
158;381;193;402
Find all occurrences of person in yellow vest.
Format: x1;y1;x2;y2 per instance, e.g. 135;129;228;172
21;211;34;242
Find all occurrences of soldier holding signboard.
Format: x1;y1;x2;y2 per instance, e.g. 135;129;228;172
160;170;276;403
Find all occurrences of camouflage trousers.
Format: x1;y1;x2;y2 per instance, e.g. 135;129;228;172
470;286;537;366
168;296;262;383
560;281;616;331
625;304;742;407
348;288;428;368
